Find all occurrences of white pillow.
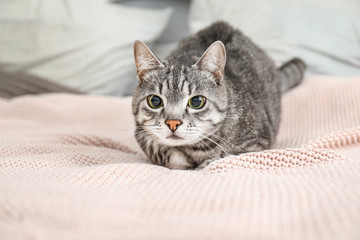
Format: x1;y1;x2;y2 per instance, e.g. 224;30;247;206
0;0;173;96
189;0;295;63
189;0;360;76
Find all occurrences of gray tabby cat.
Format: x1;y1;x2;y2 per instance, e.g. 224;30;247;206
132;22;305;170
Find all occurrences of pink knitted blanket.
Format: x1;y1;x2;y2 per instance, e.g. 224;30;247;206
0;76;360;240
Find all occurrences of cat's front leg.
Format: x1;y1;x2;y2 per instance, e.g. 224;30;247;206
166;150;193;170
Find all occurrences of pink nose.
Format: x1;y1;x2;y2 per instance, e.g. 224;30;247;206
165;120;182;131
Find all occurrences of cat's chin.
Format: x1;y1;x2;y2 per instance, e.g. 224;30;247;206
157;136;192;147
161;138;189;147
160;136;202;147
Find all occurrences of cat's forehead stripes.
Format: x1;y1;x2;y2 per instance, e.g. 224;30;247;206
160;65;191;103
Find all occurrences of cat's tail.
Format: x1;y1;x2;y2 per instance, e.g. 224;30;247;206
279;58;306;93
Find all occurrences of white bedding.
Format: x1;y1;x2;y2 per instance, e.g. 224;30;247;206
189;0;360;76
0;0;172;96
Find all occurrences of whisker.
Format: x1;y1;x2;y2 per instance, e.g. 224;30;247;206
203;132;236;150
197;138;220;160
136;135;153;150
194;128;236;150
196;131;230;157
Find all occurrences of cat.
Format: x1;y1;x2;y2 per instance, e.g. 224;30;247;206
132;21;305;170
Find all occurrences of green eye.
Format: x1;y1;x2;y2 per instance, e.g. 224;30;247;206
147;95;163;109
188;96;206;109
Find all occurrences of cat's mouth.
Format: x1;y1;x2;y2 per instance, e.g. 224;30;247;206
166;134;183;140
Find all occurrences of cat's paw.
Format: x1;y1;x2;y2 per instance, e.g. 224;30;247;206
166;151;193;170
196;159;215;170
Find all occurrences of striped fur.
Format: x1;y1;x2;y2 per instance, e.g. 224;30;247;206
132;22;306;170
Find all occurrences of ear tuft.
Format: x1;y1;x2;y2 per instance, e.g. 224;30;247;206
134;40;164;81
194;41;226;83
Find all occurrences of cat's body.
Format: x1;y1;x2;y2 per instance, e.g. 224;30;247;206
132;22;305;170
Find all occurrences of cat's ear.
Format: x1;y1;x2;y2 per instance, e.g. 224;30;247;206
134;40;164;81
194;41;226;84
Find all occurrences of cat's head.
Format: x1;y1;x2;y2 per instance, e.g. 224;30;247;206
132;40;228;147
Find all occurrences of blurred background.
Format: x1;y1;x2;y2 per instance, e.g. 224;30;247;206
0;0;359;98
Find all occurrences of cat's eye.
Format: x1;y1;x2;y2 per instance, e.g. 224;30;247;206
188;96;206;109
147;95;163;109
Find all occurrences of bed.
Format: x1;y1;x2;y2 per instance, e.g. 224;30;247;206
1;0;360;239
1;76;360;239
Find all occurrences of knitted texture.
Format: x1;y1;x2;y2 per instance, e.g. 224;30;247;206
0;76;360;240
